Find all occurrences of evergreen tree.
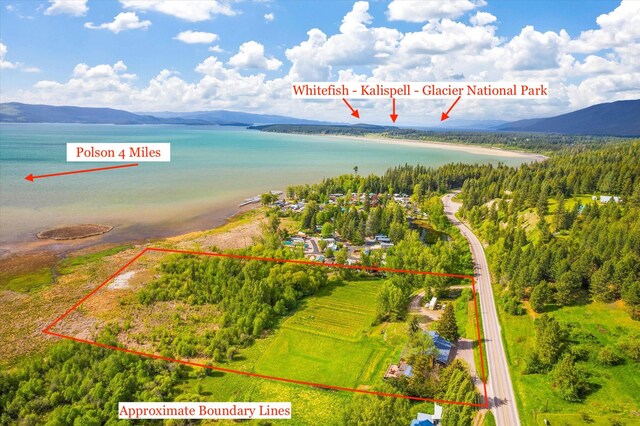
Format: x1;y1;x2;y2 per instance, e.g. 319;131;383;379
437;303;459;342
530;281;551;313
552;354;590;402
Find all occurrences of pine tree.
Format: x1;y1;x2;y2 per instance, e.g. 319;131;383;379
437;303;459;342
552;354;590;402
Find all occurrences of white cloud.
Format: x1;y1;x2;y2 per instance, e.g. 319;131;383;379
44;0;88;17
387;0;483;22
285;1;402;80
470;11;496;26
173;30;218;44
120;0;236;22
569;0;640;53
498;26;570;71
400;19;497;55
209;45;224;53
264;13;274;22
174;31;219;44
7;0;640;123
0;43;17;69
22;66;42;73
84;12;151;34
228;41;282;70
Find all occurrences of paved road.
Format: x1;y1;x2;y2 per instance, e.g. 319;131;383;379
442;192;520;426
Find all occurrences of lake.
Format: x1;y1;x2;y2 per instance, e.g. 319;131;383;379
0;124;538;248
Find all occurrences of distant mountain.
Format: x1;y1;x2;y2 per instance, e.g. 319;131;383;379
0;102;337;126
148;110;336;125
0;103;252;126
498;100;640;136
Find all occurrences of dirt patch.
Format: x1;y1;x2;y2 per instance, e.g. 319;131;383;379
191;216;267;251
0;251;58;277
37;224;113;240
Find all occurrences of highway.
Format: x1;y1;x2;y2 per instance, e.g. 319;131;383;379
442;192;521;426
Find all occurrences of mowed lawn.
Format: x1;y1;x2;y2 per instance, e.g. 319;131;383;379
500;299;640;425
254;279;406;389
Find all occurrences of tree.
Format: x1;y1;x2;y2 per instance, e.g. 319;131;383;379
552;354;590;402
408;315;420;333
353;165;359;174
342;384;412;426
437;303;459;342
389;222;405;243
321;222;334;238
530;281;551;313
535;314;564;366
596;346;621;366
301;201;319;231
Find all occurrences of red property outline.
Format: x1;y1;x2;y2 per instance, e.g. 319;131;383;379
43;247;489;408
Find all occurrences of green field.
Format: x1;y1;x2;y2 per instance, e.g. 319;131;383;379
178;278;411;425
255;279;407;388
499;299;640;425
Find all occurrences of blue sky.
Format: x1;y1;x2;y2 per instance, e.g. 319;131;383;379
1;0;638;124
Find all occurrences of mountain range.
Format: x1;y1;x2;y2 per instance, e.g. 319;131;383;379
497;99;639;136
1;100;638;136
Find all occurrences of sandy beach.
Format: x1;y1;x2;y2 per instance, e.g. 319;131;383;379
325;134;549;161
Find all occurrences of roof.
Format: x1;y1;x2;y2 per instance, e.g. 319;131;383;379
410;419;433;426
428;331;453;364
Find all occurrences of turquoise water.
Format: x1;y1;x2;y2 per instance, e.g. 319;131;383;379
0;124;533;245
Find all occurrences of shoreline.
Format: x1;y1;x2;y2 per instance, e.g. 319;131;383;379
298;132;549;161
0;202;261;261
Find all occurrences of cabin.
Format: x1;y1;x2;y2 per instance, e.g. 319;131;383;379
428;331;454;366
410;404;442;426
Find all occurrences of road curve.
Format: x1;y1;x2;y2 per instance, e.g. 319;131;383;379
442;192;520;426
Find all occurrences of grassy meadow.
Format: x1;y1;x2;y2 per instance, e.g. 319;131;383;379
499;298;640;425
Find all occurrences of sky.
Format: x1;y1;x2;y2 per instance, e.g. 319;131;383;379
1;0;639;125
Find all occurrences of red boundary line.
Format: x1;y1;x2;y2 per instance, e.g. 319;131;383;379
42;247;490;408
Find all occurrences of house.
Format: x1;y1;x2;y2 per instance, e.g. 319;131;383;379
428;331;454;365
593;195;621;203
374;234;391;243
410;404;442;426
384;359;413;379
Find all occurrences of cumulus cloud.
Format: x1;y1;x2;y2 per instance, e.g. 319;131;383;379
387;0;483;22
84;12;151;34
498;26;570;71
120;0;235;22
1;42;41;72
264;13;274;22
44;0;88;17
285;2;402;80
174;31;219;44
1;43;17;69
9;0;640;122
470;11;496;26
569;0;640;53
228;41;282;70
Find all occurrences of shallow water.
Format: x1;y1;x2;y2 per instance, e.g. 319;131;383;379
0;124;534;246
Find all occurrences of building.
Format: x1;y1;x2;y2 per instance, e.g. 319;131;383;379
428;331;454;365
427;296;437;310
384;359;413;379
593;195;621;203
410;404;442;426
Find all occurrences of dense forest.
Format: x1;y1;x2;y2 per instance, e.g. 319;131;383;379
0;327;186;425
251;124;628;151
